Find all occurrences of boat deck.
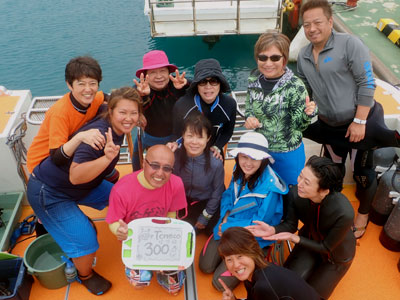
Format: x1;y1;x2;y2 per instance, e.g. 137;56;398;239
332;0;400;85
10;160;400;300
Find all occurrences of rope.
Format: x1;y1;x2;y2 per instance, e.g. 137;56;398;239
6;113;28;190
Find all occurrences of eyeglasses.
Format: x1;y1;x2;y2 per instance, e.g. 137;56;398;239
198;78;220;87
257;54;283;62
145;158;173;173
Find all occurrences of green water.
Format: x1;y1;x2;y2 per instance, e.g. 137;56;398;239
32;250;64;270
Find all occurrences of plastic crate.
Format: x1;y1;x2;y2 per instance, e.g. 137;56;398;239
0;257;32;300
0;193;24;251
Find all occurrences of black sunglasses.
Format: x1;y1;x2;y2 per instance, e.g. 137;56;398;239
198;78;220;86
257;54;283;62
145;158;173;173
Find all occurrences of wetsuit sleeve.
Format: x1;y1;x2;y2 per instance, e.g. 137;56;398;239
346;35;375;107
214;97;236;150
252;280;281;300
298;203;354;255
274;187;299;233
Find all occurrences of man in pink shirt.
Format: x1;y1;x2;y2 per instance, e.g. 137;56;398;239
106;145;187;294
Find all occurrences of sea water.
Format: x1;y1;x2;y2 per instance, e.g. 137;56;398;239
0;0;261;97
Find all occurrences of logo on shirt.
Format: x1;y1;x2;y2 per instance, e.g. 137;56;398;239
323;56;333;63
363;61;375;89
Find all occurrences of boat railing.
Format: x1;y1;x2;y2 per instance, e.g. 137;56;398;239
23;92;252;165
145;0;283;37
25;96;132;165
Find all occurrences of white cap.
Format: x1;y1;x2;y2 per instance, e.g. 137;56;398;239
229;132;274;163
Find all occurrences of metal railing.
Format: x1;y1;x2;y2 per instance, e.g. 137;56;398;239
146;0;282;37
26;96;132;164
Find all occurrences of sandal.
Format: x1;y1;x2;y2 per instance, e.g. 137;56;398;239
352;218;370;239
78;270;111;295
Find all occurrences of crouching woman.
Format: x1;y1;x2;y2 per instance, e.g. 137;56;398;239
199;132;288;291
247;156;356;299
27;87;141;295
218;227;320;300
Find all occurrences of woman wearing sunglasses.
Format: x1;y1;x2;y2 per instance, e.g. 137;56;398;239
245;33;316;186
170;58;237;161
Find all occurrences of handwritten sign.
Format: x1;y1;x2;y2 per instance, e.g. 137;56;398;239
122;217;195;270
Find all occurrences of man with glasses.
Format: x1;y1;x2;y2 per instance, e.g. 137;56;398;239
170;58;236;160
106;144;187;292
297;0;400;239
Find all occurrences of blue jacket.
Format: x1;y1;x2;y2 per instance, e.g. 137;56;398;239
213;165;288;248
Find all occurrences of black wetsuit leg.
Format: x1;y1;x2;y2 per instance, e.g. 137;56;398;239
306;259;353;300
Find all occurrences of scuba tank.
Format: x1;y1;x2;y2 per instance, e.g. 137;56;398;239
370;148;398;225
379;159;400;251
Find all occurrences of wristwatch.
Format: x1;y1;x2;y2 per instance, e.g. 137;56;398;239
353;118;367;125
202;209;212;220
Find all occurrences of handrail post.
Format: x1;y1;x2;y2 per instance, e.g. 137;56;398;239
236;0;240;34
192;0;197;35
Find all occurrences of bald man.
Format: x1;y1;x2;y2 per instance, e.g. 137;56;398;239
106;145;187;292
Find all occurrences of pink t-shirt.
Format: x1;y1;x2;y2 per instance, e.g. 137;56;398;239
106;171;187;224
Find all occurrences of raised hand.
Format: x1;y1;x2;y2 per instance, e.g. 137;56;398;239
169;69;187;90
79;128;106;150
116;219;129;241
104;127;120;161
304;96;316;116
133;73;151;96
246;220;275;238
166;141;179;152
218;278;236;300
211;146;224;161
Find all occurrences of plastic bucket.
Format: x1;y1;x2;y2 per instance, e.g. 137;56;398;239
23;234;68;289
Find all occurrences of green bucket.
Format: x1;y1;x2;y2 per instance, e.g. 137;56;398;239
23;234;68;289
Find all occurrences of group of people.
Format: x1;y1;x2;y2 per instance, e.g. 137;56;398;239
25;0;400;299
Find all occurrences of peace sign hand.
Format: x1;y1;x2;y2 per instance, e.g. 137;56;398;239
133;73;151;97
218;278;236;300
104;127;120;161
169;69;187;90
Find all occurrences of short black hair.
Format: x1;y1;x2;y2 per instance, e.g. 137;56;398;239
305;155;343;193
65;56;102;85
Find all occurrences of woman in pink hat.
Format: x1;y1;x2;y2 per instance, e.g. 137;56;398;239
132;50;190;171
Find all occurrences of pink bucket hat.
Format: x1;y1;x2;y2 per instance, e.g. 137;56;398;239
135;50;177;78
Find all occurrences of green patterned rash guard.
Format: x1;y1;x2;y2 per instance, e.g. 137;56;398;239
245;67;313;153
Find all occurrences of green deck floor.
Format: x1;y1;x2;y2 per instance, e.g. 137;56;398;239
332;0;400;82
